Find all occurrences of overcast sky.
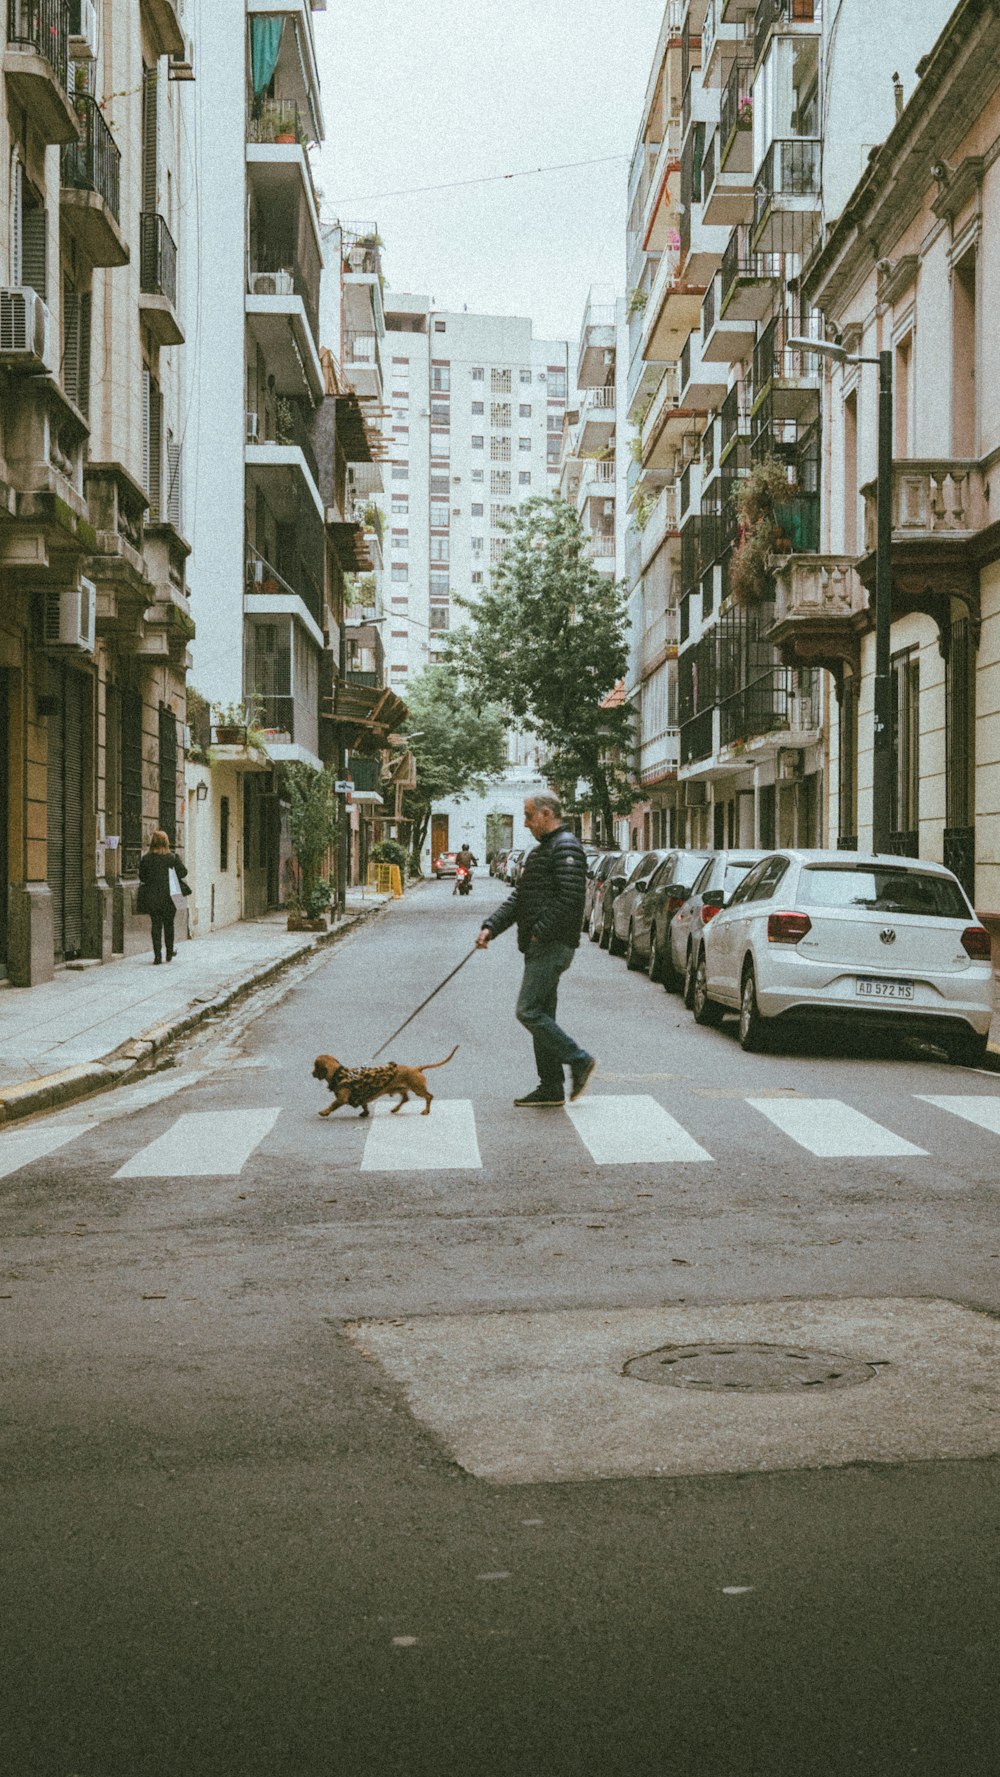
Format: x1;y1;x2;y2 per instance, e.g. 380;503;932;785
311;0;666;347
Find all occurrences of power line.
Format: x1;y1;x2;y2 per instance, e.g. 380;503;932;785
324;152;629;211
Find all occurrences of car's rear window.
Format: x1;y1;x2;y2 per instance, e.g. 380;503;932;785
799;866;969;919
724;862;756;895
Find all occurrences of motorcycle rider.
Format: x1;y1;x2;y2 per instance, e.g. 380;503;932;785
453;841;477;895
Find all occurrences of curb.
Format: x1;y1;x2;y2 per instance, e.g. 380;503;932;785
0;900;388;1129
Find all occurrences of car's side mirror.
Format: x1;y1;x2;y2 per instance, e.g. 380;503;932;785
635;877;650;894
702;888;725;909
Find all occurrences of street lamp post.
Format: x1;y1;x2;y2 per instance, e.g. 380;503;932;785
788;338;893;852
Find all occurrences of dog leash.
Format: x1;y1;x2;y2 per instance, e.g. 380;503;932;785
371;947;480;1058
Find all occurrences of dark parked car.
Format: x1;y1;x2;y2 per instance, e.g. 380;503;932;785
626;848;713;983
582;849;618;934
490;850;509;878
668;849;771;1003
610;849;674;956
592;850;648;950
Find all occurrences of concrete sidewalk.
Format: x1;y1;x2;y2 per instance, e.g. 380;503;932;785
0;888;396;1126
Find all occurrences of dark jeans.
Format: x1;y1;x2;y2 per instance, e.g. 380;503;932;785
515;941;590;1094
150;909;175;960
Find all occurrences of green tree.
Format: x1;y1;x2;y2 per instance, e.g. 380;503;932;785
283;763;339;903
448;496;636;834
401;664;507;865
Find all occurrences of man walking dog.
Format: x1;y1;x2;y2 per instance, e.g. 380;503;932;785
475;793;597;1107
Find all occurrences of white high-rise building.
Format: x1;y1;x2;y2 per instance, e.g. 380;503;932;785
381;299;570;865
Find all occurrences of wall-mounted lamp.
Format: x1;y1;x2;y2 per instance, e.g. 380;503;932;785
195;781;209;802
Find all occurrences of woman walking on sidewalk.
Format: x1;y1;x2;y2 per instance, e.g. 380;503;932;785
136;830;190;964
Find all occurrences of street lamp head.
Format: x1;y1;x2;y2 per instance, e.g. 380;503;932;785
786;336;850;361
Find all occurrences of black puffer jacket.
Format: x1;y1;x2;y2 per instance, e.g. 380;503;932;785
483;826;587;953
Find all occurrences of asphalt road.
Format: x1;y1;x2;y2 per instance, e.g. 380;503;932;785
2;877;999;1776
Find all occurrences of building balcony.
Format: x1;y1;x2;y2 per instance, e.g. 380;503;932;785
341;328;383;403
139;211;183;347
751;138;821;253
721;0;756;18
859;460;987;644
341;222;385;341
701;122;754;228
719;224;778;322
718;382;749;465
639;725;681;787
247;100;322;253
751;314;820;424
0;376;90;585
701;270;755;363
639;481;681;570
246;400;324;523
247;3;323;142
702;0;748;86
60;94;128;268
245;547;324;634
140;0;185;57
680;705;717;769
578;383;616;454
678;178;729;287
752;0;821;71
679;329;727;413
642;116;683;252
643;249;704;362
719;56;754;172
246;256;323;403
719;666;820;751
244;612;322;767
770;555;869;680
639;604;680;676
578;292;617;388
4;0;78;143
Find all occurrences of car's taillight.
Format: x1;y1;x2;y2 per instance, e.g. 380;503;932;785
767;910;812;945
961;925;992;961
666;893;685;916
701;901;722;923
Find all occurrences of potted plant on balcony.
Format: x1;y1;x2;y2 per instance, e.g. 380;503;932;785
272;108;297;144
212;699;263;746
729;457;793;606
626;286;648;317
274;396;295;446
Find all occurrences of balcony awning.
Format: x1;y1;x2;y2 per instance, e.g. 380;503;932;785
323;681;409;756
327;519;372;573
334;391;385;464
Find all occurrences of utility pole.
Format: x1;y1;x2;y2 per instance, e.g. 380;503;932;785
871;349;894;853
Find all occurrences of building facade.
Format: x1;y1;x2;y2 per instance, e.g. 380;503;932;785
803;0;1000;926
380;297;569;866
623;0;955;860
1;0;194;984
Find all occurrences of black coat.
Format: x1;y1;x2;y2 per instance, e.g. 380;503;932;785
136;850;189;915
483;826;587;953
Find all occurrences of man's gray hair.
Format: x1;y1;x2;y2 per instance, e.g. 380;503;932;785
527;790;562;819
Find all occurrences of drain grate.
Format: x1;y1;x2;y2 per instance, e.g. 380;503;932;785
623;1341;879;1393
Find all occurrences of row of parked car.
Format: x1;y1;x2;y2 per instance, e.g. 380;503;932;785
489;849;528;886
582;843;994;1066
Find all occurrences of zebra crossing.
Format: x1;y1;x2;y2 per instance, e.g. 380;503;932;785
2;1090;1000;1180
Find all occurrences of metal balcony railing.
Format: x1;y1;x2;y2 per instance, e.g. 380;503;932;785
7;0;69;88
753;0;818;66
62;92;121;221
702;132;717;207
681;706;714;765
700;493;723;572
720;57;754;161
752;313;821;395
702;275;717;340
249;243;321;341
720;383;748;460
720;668;791;745
752;139;821;238
247;96;310;148
266;397;320;489
680;334;693;395
681;516;701;594
140;211;177;308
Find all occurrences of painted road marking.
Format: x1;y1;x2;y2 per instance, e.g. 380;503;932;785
567;1094;712;1164
917;1095;1000;1138
113;1108;281;1178
746;1097;926;1158
0;1123;92;1180
360;1099;482;1172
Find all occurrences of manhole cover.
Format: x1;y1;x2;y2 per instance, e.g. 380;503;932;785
623;1342;879;1393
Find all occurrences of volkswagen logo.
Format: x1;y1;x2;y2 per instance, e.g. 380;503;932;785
880;928;897;945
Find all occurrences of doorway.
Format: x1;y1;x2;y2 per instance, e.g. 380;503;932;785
46;664;88;961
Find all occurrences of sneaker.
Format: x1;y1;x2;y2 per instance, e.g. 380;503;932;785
513;1087;565;1108
569;1056;598;1101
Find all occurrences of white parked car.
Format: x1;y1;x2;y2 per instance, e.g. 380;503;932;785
690;850;993;1065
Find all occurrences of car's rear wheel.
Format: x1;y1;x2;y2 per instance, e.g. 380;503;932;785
647;928;662;983
588;904;601;943
625;922;642;970
599;912;612;950
738;964;771;1053
660;930;681;993
692;951;724;1027
948;1026;989;1068
608;917;625;958
683;945;696;1009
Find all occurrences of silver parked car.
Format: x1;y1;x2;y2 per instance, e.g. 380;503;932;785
610;849;674;957
669;849;772;1004
691;849;993;1063
626;849;714;983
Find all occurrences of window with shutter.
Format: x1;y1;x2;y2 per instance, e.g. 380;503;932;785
143;369;163;518
142;65;159;214
20;180;46;299
62;286;91;418
166;430;181;529
10;154;22;285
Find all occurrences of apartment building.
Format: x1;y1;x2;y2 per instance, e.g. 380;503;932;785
380;298;569;866
624;0;952;858
801;0;1000;921
1;0;194;983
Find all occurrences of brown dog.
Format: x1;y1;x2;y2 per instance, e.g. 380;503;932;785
313;1044;459;1118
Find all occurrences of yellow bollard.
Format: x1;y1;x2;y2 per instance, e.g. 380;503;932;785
389;865;403;898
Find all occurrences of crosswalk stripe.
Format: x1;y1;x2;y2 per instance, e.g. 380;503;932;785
113;1109;281;1178
0;1123;92;1180
746;1097;926;1158
916;1095;1000;1137
359;1099;481;1172
567;1094;712;1164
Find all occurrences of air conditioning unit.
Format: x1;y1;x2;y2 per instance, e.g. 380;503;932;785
779;748;804;779
0;288;54;373
245;410;259;444
603;350;615;366
250;270;294;296
602;499;615;518
684;781;706;806
248;558;264;585
45;579;96;653
69;0;98;57
452;507;462;515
